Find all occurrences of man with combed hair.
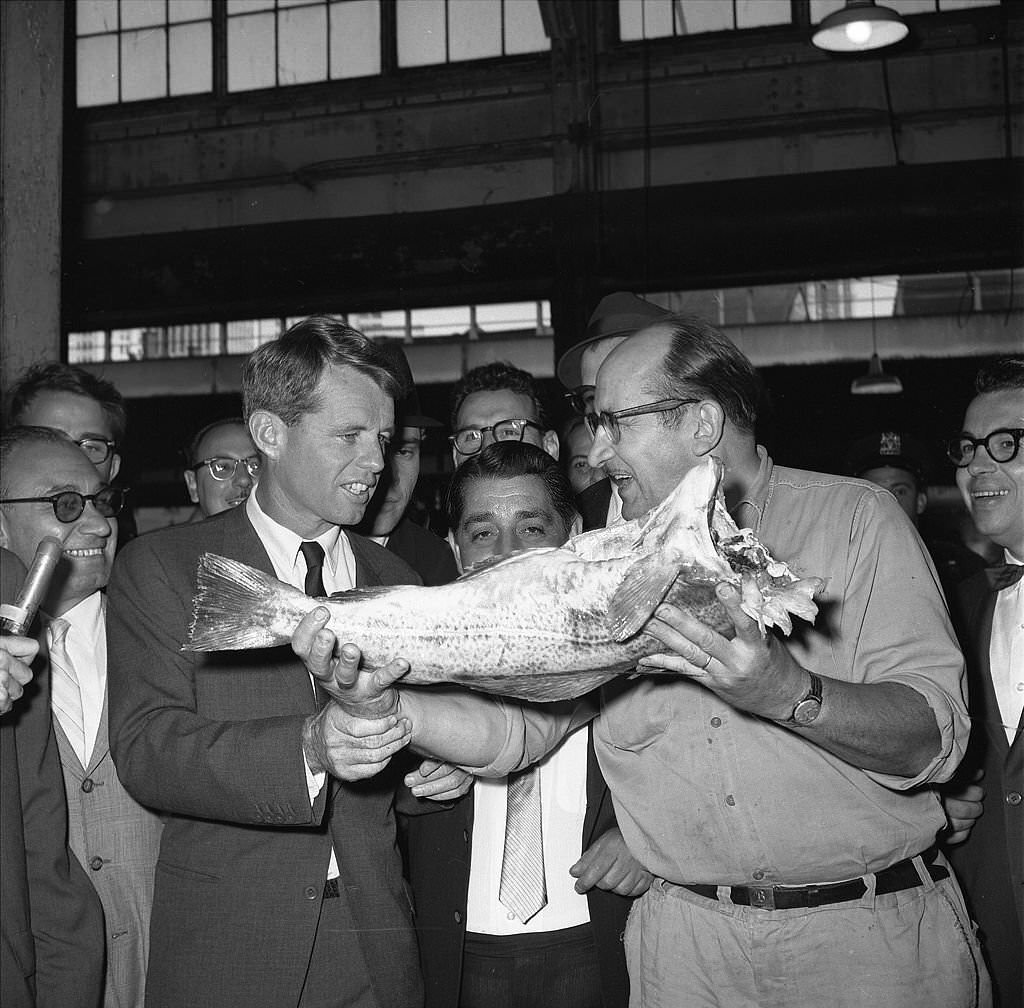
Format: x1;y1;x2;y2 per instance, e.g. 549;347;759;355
183;417;261;519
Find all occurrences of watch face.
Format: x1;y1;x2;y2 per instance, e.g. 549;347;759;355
792;698;823;726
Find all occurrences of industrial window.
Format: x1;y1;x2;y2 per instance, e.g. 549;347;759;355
810;0;999;21
76;0;213;107
618;0;792;41
396;0;549;68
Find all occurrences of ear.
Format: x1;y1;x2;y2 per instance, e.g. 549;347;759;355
691;401;725;457
915;490;927;517
447;530;464;575
183;470;199;504
249;410;286;461
109;453;122;481
542;430;560;461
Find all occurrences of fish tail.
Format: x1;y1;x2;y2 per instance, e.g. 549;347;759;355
185;553;311;651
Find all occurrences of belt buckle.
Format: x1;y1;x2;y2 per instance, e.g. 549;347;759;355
747;885;776;910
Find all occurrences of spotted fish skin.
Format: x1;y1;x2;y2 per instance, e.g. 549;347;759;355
185;458;822;702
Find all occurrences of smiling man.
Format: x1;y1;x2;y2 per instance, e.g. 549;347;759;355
105;316;426;1008
183;417;261;519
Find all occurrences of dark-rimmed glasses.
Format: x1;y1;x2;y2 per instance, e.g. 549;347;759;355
75;437;117;465
564;385;596;416
0;485;128;523
449;419;544;457
189;455;262;481
946;428;1024;468
585;398;698;444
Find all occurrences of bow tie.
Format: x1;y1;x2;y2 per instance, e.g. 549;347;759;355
986;563;1024;592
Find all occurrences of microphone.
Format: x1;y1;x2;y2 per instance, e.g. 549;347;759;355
0;537;64;636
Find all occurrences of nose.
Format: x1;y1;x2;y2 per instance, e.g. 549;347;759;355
587;427;614;470
77;500;113;537
966;445;996;477
496;529;526;558
233;465;254;489
363;438;387;475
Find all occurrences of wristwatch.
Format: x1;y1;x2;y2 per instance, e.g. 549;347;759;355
786;672;823;726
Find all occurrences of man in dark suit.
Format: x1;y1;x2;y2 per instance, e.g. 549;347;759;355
106;316;425;1008
1;546;105;1008
942;357;1024;1008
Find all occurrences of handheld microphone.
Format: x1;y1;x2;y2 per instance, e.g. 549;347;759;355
0;537;64;636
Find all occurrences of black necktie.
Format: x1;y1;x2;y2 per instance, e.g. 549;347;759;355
299;540;326;598
986;563;1024;592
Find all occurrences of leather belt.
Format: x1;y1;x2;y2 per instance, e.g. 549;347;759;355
681;847;948;910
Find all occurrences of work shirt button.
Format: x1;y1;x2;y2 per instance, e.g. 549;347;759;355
752;870;765;880
1006;792;1022;806
725;795;736;807
710;717;722;728
304;886;318;900
88;856;104;871
81;778;94;793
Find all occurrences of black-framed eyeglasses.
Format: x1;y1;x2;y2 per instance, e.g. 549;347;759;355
585;398;699;444
75;437;117;465
0;485;128;523
564;385;596;416
189;455;262;481
946;428;1024;468
449;419;544;457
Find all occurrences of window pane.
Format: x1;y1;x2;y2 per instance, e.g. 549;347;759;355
887;0;937;13
397;0;446;68
810;0;846;22
77;34;119;106
110;327;148;361
78;0;118;35
504;0;548;55
449;0;501;62
330;0;381;78
170;21;212;95
120;0;166;30
678;0;731;35
939;0;999;8
736;0;791;29
121;27;167;101
168;0;212;23
68;331;107;364
411;306;471;339
228;12;276;91
279;5;328;85
227;0;275;12
474;301;536;333
350;310;407;339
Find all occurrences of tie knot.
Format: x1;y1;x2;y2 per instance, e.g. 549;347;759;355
47;617;70;648
300;540;327;598
299;540;326;567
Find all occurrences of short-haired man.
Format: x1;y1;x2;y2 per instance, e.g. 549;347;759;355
449;361;558;466
316;314;985;1008
0;426;162;1008
941;357;1024;1008
106;316;425;1008
183;417;261;519
402;442;643;1008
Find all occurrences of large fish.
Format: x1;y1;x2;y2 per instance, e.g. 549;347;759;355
185;457;822;702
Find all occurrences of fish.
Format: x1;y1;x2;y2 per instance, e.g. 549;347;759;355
185;456;823;702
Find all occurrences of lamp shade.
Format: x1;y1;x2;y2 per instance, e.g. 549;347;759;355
812;1;909;53
850;353;903;395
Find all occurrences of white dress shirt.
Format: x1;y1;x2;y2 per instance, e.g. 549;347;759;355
991;549;1024;745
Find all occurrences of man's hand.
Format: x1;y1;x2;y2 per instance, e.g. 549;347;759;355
638;579;805;721
302;701;412;782
404;758;475;801
942;770;985;845
0;634;39;716
291;607;409;718
569;826;653;898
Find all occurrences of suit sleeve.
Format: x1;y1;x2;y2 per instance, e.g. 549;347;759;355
106;533;325;826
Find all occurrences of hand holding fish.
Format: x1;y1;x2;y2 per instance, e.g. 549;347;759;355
405;759;475;801
569;826;653;898
301;701;413;782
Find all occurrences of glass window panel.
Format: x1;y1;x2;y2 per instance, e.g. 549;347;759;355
350;310;407;339
411;306;471;339
68;332;108;364
169;22;212;94
810;0;846;22
279;5;328;84
618;0;644;41
77;0;118;35
120;0;166;30
227;0;275;13
397;0;446;68
110;328;147;361
330;0;381;77
228;12;276;91
886;0;937;13
736;0;791;29
121;27;167;101
677;0;731;35
939;0;998;8
279;0;320;7
474;301;534;333
77;34;119;106
626;0;673;39
449;0;501;62
168;0;212;22
225;318;280;352
504;0;548;55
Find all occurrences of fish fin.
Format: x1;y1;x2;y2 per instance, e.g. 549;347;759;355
607;555;681;642
185;553;309;652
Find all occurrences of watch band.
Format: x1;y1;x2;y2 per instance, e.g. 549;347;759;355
786;671;823;726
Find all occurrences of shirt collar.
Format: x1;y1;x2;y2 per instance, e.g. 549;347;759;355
245;491;344;581
45;590;105;636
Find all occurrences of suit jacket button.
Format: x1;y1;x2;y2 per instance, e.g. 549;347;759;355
454;911;462;924
89;856;104;871
304;886;318;900
81;778;94;793
1006;792;1022;806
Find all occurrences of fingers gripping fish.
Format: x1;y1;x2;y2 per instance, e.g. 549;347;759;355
185;457;823;702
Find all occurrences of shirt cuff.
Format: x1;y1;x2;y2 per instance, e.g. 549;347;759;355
305;755;327;804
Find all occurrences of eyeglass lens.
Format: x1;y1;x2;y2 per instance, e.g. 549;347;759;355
565;386;596;416
53;487;125;522
454;420;535;455
947;429;1023;467
76;438;114;464
206;457;261;480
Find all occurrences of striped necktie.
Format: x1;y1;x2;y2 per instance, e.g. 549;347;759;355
48;618;87;764
300;540;327;598
499;766;548;923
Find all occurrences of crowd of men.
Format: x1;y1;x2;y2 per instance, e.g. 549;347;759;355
0;301;1020;1008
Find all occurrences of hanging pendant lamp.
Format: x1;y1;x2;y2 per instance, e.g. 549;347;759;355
812;0;909;54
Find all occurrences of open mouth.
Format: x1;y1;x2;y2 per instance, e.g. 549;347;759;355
64;547;105;558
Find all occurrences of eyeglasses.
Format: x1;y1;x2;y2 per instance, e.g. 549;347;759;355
585;398;699;444
449;419;544;457
946;428;1024;468
0;485;128;523
75;437;117;465
564;385;596;416
189;455;262;481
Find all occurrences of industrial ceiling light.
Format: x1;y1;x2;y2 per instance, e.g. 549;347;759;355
811;0;909;53
851;353;903;395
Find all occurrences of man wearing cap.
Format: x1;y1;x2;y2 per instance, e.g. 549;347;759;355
846;429;986;598
556;293;670;530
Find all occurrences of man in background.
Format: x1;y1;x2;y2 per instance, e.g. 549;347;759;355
183;417;261;520
0;426;162;1008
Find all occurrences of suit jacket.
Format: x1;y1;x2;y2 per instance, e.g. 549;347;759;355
106;503;423;1008
946;570;1023;1008
48;604;163;1008
578;478;613;532
400;726;633;1008
386;515;459;587
1;552;105;1008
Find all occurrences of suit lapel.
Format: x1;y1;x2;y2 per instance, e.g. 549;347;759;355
971;585;1012;757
